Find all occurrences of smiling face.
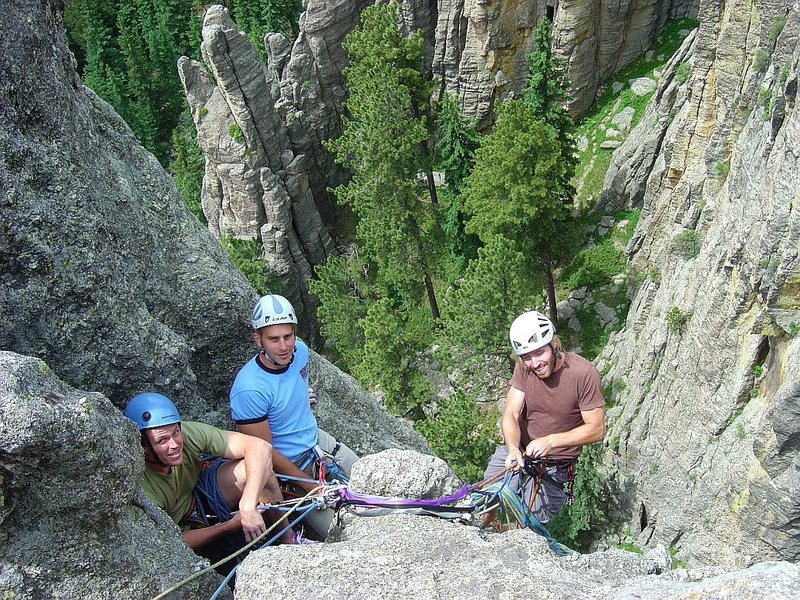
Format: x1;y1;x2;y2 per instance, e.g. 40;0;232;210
519;344;557;379
143;423;184;468
254;323;297;368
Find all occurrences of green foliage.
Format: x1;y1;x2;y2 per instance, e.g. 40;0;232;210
309;254;368;369
353;299;433;419
752;364;764;379
668;545;689;568
666;306;691;333
436;93;481;195
618;542;643;554
758;86;775;120
770;14;788;42
326;3;440;312
548;444;610;551
219;237;280;295
673;230;699;259
415;392;499;482
674;62;691;84
574;306;610;360
228;123;245;142
170;106;206;223
788;322;799;337
316;3;441;417
711;160;730;179
524;19;575;154
226;0;303;48
779;66;790;86
463;101;570;250
441;237;541;365
459;17;580;317
435;94;481;279
69;0;203;164
561;237;627;290
753;49;771;72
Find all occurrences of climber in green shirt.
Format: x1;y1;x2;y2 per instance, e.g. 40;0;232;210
124;391;300;552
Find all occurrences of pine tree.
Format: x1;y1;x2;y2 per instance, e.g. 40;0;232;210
326;2;441;319
522;18;579;321
226;0;303;48
435;93;481;279
442;236;542;365
315;3;441;414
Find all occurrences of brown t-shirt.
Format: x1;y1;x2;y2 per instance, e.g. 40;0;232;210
511;352;605;460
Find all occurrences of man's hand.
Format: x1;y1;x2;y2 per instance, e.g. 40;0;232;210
238;506;266;542
504;447;525;470
525;435;554;459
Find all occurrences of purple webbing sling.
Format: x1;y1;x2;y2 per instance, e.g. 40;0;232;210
337;483;474;509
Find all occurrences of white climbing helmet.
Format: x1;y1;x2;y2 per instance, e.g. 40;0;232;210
251;294;297;329
509;311;555;355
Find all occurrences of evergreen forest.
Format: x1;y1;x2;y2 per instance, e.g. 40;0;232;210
64;1;698;550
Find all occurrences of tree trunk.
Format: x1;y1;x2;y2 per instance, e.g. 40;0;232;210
425;165;439;205
544;247;558;324
424;273;441;321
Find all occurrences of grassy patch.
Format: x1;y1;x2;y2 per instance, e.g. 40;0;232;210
770;14;788;42
669;545;689;568
228;122;244;141
673;230;699;259
573;17;699;208
674;62;691;84
618;542;643;554
560;209;639;290
666;306;691;332
753;49;771;72
574;306;610;360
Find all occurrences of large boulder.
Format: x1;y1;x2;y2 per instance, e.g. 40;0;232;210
0;0;255;419
0;351;227;599
234;449;800;598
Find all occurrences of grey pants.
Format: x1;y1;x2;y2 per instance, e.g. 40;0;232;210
297;428;358;539
483;445;574;524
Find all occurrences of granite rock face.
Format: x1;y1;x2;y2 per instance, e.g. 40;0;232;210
0;352;227;599
433;0;699;126
234;449;800;598
0;0;256;419
595;0;800;567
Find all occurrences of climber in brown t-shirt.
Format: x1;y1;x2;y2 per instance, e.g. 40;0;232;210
483;310;605;525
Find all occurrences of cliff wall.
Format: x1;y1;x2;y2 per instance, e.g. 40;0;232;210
597;0;799;567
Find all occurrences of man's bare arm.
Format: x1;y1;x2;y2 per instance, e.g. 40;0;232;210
501;386;526;469
525;407;606;458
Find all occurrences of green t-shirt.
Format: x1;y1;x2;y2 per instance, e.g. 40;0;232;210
141;420;229;524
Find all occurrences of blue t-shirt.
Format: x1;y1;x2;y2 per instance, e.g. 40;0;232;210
229;338;318;462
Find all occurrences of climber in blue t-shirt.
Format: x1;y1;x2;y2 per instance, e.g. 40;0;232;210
229;294;358;539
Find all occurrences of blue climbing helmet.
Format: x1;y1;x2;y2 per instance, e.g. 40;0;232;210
124;392;181;431
251;294;297;329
